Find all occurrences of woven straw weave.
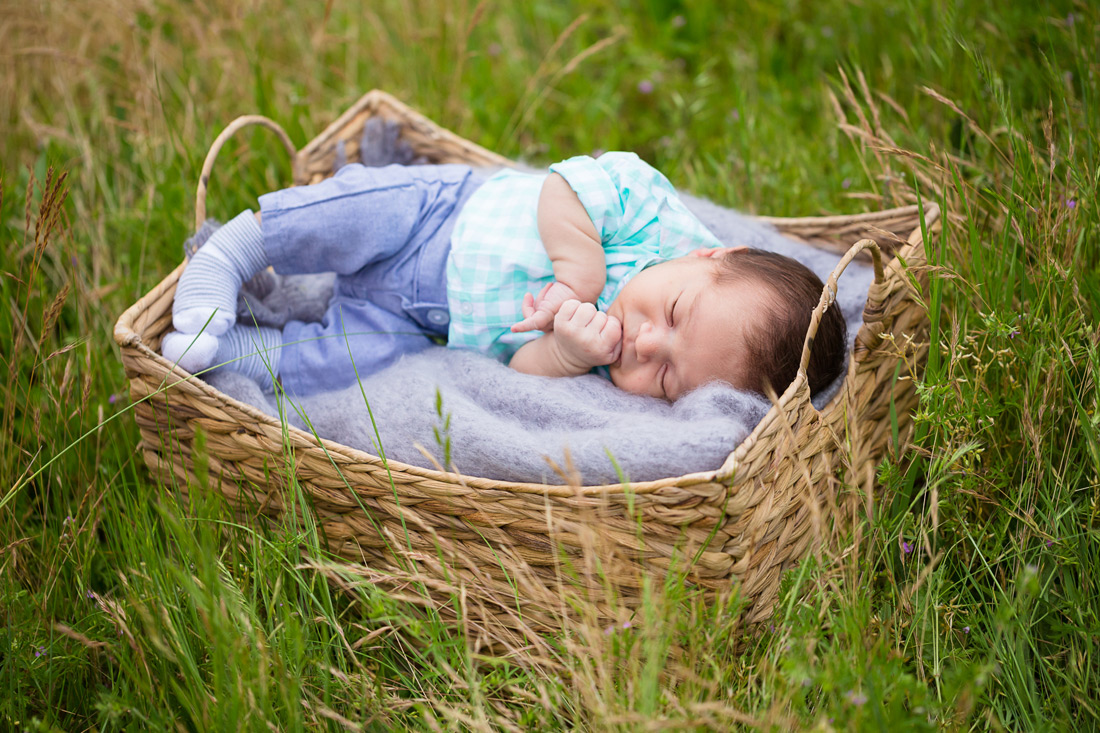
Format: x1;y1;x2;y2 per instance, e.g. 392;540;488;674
114;90;937;634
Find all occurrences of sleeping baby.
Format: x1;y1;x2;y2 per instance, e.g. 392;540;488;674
163;152;846;400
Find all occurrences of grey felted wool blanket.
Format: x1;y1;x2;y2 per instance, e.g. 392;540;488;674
190;132;874;484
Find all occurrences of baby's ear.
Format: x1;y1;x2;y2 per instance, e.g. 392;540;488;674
688;246;748;259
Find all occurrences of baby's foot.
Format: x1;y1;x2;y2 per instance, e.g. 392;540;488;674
161;331;220;373
161;325;282;392
173;305;235;336
216;325;282;391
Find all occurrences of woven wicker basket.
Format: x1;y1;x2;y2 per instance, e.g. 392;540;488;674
114;90;937;634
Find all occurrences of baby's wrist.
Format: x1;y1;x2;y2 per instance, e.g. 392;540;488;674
552;263;604;305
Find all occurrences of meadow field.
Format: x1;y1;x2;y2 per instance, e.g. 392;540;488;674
1;0;1097;729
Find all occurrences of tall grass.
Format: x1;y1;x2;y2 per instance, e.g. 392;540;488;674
2;0;1097;729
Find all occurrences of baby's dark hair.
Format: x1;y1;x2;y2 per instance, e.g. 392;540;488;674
714;249;847;397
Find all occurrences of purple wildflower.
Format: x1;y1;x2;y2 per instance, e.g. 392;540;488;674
1067;199;1076;209
1067;13;1075;27
637;79;654;95
70;255;78;267
108;393;119;404
622;620;632;629
86;589;96;599
901;540;913;554
841;178;852;189
963;626;970;634
729;109;740;122
34;645;46;658
847;690;868;706
1046;539;1054;548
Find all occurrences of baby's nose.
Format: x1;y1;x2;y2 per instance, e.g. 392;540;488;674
635;321;668;361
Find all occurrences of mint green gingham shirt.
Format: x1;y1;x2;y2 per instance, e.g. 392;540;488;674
446;152;723;361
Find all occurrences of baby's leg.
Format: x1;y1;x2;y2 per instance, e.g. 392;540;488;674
162;325;282;389
165;163;473;378
276;294;436;397
258;162;475;276
167;294;434;395
163;210;269;373
171;210;268;335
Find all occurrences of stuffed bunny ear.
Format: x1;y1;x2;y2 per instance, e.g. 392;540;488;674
688;246;749;258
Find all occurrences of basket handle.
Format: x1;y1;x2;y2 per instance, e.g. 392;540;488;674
796;237;885;384
195;115;298;232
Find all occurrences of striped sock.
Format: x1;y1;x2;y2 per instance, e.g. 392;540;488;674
161;330;220;373
214;325;282;392
173;210;269;336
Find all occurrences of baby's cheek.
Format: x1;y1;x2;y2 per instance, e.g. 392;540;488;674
609;364;650;396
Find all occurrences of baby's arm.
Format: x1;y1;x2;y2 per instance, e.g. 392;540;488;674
510;173;605;333
509;300;622;377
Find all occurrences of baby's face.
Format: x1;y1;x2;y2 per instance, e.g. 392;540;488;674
606;255;769;400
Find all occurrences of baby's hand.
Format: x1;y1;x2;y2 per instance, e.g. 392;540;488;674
510;281;580;333
551;300;622;371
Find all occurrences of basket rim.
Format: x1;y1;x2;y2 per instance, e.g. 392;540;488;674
115;200;938;494
300;89;513;169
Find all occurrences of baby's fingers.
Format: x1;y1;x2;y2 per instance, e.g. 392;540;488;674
601;314;623;342
530;282;555;309
554;299;595;329
521;292;536;320
511;295;554;333
554;299;581;322
511;312;550;333
602;315;623;362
